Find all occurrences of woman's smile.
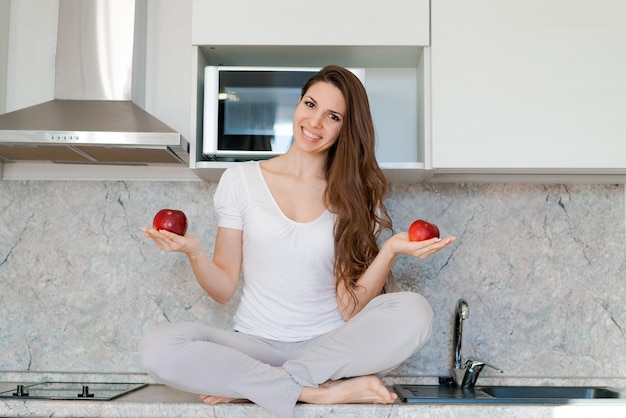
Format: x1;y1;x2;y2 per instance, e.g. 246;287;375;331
302;127;322;142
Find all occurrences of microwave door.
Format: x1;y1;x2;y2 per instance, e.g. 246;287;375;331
202;66;220;157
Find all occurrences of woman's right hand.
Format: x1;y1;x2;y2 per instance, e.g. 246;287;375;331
140;226;202;257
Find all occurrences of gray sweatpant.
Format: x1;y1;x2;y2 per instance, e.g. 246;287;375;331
139;291;433;418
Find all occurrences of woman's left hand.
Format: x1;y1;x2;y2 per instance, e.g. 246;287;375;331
387;231;456;259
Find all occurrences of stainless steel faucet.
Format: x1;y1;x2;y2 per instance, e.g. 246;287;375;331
451;299;503;388
453;299;470;370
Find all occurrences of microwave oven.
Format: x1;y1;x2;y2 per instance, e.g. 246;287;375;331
202;66;365;160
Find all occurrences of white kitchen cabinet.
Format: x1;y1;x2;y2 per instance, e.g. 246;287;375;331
0;0;9;114
192;0;429;46
430;0;626;174
190;0;431;182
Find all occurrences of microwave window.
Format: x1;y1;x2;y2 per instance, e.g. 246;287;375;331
223;87;300;137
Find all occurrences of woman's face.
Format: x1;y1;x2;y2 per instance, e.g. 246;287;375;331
292;81;346;155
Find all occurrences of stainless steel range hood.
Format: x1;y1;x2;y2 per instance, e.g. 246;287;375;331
0;0;189;165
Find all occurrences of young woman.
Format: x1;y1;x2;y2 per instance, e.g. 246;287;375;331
140;65;455;418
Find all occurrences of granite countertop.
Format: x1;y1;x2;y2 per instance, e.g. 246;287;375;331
2;374;626;418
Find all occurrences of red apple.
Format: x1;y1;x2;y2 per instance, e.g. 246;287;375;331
153;209;188;236
408;219;440;242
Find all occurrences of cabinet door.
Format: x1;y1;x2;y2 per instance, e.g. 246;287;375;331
0;0;9;113
192;0;429;46
431;0;626;171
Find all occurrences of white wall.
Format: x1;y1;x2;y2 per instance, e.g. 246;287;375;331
144;0;192;142
5;0;58;111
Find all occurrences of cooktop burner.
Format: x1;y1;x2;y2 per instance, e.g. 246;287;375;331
0;382;148;400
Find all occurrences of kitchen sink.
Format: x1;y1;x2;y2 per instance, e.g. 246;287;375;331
480;385;625;400
394;384;626;404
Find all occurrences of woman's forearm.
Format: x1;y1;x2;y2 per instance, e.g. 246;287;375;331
337;232;456;320
337;240;397;320
186;250;239;304
186;227;243;304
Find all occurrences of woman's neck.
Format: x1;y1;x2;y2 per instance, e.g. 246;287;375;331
268;148;327;181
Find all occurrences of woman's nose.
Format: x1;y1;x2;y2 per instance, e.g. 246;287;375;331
309;111;323;127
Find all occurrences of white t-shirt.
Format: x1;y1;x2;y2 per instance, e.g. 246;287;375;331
214;161;346;342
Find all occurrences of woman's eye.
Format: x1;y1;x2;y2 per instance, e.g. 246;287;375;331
329;114;341;122
304;101;315;108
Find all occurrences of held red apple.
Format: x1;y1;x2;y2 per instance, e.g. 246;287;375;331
153;209;188;236
408;219;440;242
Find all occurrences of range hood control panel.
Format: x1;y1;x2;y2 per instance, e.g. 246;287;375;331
47;133;81;142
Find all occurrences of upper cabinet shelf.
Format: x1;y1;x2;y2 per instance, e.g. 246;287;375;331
190;46;429;183
192;0;429;46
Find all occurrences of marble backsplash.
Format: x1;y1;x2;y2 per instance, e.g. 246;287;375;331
0;179;624;381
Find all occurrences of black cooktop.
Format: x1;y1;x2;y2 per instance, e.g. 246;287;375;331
0;382;148;400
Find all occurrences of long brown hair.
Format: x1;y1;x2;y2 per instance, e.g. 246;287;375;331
301;65;393;308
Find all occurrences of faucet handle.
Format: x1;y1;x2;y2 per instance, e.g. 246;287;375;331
453;358;504;389
464;358;504;374
458;358;504;388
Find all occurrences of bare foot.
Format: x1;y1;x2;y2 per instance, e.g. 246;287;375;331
298;375;397;405
199;394;249;404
